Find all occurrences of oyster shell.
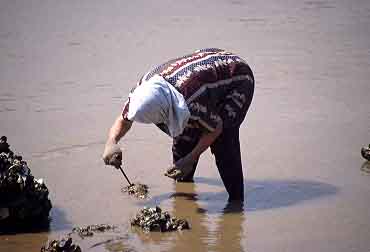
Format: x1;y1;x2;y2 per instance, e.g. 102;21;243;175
164;167;183;179
121;183;149;199
41;224;116;251
70;224;116;239
131;206;190;232
41;237;81;252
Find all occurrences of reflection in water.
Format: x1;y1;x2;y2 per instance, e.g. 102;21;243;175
133;178;337;252
130;182;245;252
0;206;71;235
0;207;72;252
168;183;209;252
167;183;245;252
361;161;370;175
103;235;137;252
0;217;50;235
0;232;50;252
212;201;244;252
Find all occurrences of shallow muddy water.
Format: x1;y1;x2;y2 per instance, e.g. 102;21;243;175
1;0;370;251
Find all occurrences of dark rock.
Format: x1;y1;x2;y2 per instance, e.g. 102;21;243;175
0;136;52;232
0;136;10;153
361;145;370;161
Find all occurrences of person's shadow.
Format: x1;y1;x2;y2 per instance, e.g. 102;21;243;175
142;177;338;212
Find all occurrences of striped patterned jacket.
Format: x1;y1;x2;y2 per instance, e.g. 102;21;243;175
123;48;254;134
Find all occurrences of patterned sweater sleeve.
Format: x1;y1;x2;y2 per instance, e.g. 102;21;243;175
188;96;222;132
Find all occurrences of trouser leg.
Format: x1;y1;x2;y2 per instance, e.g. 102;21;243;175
210;127;244;201
211;77;253;200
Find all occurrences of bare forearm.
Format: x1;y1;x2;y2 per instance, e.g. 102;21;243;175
189;121;223;160
107;115;132;144
165;121;223;180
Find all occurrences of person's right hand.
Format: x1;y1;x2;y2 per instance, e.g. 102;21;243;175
102;142;122;169
164;154;196;180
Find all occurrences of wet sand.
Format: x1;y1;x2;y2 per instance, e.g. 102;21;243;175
1;0;370;251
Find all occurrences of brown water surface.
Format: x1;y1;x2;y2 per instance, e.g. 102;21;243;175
1;0;370;251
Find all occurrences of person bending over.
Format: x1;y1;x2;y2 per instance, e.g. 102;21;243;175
103;48;254;201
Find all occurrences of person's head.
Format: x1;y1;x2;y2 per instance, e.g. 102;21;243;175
127;75;190;137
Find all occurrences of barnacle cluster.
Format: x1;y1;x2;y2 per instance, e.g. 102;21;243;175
121;183;149;199
131;206;190;232
164;167;183;179
361;145;370;161
41;237;81;252
0;136;52;229
41;224;116;252
70;224;116;238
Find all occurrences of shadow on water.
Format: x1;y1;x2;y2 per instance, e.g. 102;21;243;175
102;235;138;252
142;177;338;212
48;205;73;231
196;177;338;212
0;206;71;235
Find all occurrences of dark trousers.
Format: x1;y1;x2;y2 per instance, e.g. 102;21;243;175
211;127;244;200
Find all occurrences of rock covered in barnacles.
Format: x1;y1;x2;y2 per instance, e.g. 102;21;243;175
41;237;81;252
0;136;10;154
121;183;149;199
0;136;52;230
70;224;116;238
131;206;190;232
361;145;370;161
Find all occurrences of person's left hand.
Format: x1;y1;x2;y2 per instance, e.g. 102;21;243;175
165;154;196;180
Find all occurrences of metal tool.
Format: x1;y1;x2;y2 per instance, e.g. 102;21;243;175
111;153;132;186
118;166;132;186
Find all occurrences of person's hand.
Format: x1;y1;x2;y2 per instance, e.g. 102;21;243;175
164;154;196;180
102;142;122;169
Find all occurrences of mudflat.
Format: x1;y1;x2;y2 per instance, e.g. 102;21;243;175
1;0;370;251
